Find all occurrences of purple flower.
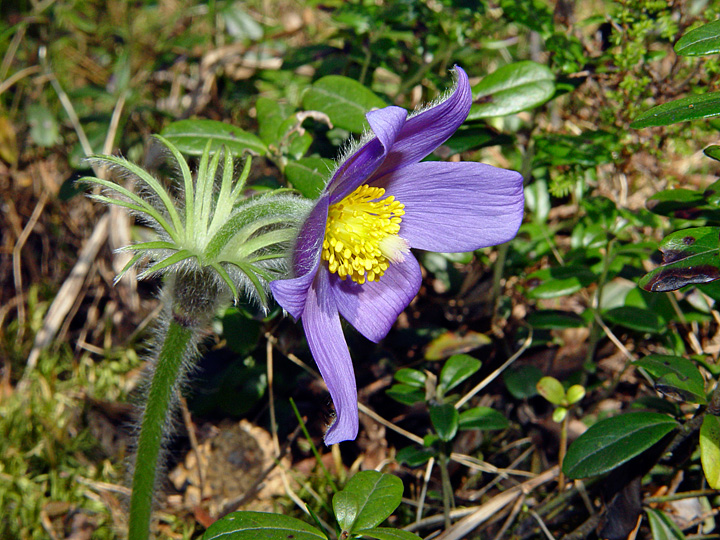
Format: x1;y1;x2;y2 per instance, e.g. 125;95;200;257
271;67;524;445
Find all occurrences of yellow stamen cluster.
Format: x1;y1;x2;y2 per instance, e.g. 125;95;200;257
322;184;407;284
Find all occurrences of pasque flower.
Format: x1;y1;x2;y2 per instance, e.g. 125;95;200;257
271;67;524;444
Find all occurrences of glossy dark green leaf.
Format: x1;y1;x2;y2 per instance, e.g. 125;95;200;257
704;145;720;161
285;157;332;199
395;445;436;467
357;528;422;540
333;471;403;533
675;19;720;56
302;76;386;132
468;61;555;120
527;310;586;329
458;406;509;431
700;414;720;489
161;119;267;156
439;354;481;392
646;188;706;216
634;354;707;404
527;266;596;299
631;92;720;128
394;368;427;389
640;227;720;292
563;412;678;478
429;404;459;442
202;511;325;540
603;306;663;334
386;384;425;406
504;365;543;399
645;508;687;540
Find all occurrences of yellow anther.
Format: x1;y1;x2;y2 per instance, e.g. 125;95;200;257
322;184;409;284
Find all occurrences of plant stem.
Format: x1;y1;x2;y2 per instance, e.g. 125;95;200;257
558;413;568;491
438;443;453;529
128;319;193;540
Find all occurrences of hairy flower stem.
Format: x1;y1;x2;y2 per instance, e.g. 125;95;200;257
128;271;224;540
128;320;193;540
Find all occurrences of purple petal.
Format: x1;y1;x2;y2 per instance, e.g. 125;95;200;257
328;106;407;204
270;262;318;320
331;255;422;343
292;194;329;276
370;66;472;180
374;161;524;252
270;195;329;319
303;269;358;445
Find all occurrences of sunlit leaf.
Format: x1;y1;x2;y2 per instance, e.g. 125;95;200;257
458;406;510;431
563;412;678;478
700;414;720;489
333;471;403;533
430;403;459;442
537;376;565;405
645;508;687;540
302;75;386;132
285;157;332;198
603;306;663;334
439;354;481;392
675;19;720;56
424;331;491;361
161;119;267;156
634;355;707;404
202;511;325;540
468;61;555;119
631;92;720;128
640;227;720;292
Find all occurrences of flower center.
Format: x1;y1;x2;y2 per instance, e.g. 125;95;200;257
322;184;408;284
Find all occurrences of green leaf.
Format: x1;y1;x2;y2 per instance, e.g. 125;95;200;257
302;76;386;132
527;310;586;329
440;125;512;155
333;471;403;534
536;376;565;405
356;528;422;540
386;384;425;406
504;365;543;399
468;61;555;120
161;119;267;156
458;406;509;431
26;104;61;147
646;188;706;216
640;227;720;292
285;157;332;198
566;385;585;405
704;145;720;161
603;306;663;334
394;368;427;388
700;414;720;489
424;331;491;360
631;92;720;128
563;412;678;479
675;19;720;56
395;446;436;467
439;354;481;392
527;266;596;299
256;97;294;145
429;404;459;442
645;508;687;540
634;355;707;404
202;511;326;540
